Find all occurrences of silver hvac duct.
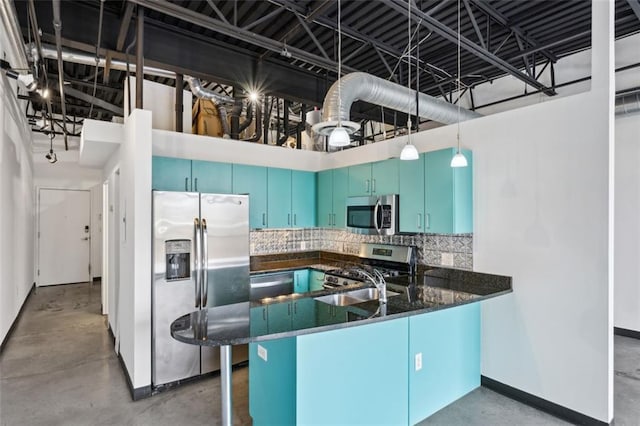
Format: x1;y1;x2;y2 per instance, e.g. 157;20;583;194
313;72;481;136
185;75;233;138
616;89;640;116
0;0;29;69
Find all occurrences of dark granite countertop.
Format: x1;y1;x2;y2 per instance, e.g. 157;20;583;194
171;267;512;347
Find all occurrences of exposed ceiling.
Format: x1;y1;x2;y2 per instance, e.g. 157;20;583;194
10;0;640;132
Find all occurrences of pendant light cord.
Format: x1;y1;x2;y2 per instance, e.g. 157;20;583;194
407;0;411;139
337;0;342;127
457;0;461;152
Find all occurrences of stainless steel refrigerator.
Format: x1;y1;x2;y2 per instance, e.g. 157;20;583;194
152;191;250;387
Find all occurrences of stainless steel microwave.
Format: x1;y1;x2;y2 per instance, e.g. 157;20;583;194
346;195;398;236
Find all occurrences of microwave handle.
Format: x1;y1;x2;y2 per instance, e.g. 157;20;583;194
373;198;381;234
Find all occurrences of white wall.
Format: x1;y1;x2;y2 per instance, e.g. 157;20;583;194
615;113;640;332
0;21;35;345
117;110;152;388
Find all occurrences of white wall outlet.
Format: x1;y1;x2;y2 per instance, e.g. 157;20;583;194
415;352;423;371
441;252;454;266
257;344;267;362
300;241;307;250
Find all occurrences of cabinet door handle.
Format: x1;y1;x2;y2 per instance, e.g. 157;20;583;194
194;177;198;192
417;213;422;229
262;307;266;320
294;302;297;314
288;303;291;315
372;178;376;193
332;213;336;226
185;177;189;191
262;213;266;226
366;179;370;193
288;213;291;225
426;213;430;229
293;214;297;226
328;213;332;226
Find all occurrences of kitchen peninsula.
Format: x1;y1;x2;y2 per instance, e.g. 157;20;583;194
171;257;512;426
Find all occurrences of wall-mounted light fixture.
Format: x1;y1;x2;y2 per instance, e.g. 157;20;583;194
451;0;468;168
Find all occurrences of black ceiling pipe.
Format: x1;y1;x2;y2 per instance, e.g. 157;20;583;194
136;5;144;109
175;73;183;132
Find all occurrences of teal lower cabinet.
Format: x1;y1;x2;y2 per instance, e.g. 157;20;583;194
308;270;325;291
293;269;310;293
408;303;480;424
249;306;268;336
249;303;481;425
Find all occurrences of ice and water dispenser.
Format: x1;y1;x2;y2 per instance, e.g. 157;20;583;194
165;239;190;280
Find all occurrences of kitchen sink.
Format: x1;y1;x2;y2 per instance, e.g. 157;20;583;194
314;288;399;306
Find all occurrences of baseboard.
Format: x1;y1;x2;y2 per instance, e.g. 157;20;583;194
481;376;610;426
0;283;35;353
116;352;152;401
614;327;640;340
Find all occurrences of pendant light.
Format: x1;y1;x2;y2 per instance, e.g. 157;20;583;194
328;0;350;147
400;0;419;161
451;0;468;168
45;131;57;164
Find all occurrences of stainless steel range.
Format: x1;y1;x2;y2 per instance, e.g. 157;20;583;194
323;243;416;289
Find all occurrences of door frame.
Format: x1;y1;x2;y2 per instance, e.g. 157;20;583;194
36;187;92;287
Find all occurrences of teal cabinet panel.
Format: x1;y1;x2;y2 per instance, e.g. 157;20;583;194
268;301;293;333
250;306;269;336
332;167;349;228
308;270;325;292
371;158;399;195
425;148;473;234
293;269;310;293
291;170;316;228
232;164;267;229
348;163;371;196
454;150;473;233
267;168;293;228
408;303;480;424
191;160;232;193
249;338;297;426
152;156;192;191
316;171;333;227
292;298;316;330
399;155;426;233
315;303;348;326
296;318;409;425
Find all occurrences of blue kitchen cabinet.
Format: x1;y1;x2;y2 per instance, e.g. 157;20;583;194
291;170;316;227
152;156;192;191
308;270;325;291
268;301;294;333
250;306;269;336
348;159;399;197
249;338;297;426
316;170;333;227
292;298;316;330
232;164;268;229
425;148;473;234
408;303;480;424
191;160;232;193
315;303;348;326
399;154;426;233
332;167;349;228
267;168;293;228
293;269;310;293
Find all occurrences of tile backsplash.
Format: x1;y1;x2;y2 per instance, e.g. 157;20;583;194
250;228;473;270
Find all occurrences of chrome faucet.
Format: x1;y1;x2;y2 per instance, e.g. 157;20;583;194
353;267;388;304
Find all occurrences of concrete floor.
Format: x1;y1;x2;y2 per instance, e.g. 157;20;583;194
1;282;639;425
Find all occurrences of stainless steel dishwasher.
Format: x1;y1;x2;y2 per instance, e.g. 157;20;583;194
250;271;294;300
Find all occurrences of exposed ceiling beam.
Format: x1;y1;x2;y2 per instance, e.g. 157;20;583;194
627;0;640;22
116;2;135;51
128;0;354;74
64;86;125;115
383;0;556;96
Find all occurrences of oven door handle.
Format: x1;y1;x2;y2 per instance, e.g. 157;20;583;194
373;198;381;235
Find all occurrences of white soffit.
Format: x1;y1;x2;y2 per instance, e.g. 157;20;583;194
79;119;124;167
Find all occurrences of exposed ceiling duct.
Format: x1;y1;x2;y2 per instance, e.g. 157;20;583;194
185;75;233;138
313;72;481;136
616;88;640;116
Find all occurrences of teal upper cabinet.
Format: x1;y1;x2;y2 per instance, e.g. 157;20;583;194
152;156;192;191
332;167;349;228
191;160;232;193
399;155;425;233
291;171;316;228
348;159;399;197
232;164;268;229
267;168;293;228
424;148;473;234
316;171;333;227
309;270;325;291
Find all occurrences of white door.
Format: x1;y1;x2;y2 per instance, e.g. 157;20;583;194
38;188;91;286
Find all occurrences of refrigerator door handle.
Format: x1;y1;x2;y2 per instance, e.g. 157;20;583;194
201;218;208;307
194;218;201;308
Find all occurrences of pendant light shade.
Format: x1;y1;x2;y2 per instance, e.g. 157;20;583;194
328;126;351;147
450;151;468;167
400;142;419;160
